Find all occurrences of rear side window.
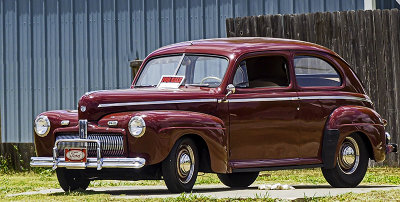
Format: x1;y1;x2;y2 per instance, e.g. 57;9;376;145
294;56;341;87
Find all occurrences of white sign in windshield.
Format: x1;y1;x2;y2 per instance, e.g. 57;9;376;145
157;75;185;88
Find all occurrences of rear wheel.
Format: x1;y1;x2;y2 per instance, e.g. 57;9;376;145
56;168;90;192
162;138;199;193
322;134;369;187
217;172;259;188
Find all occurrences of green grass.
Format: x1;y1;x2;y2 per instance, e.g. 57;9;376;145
303;189;400;202
1;167;400;201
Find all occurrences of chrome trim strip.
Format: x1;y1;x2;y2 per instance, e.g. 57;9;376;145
98;98;218;108
229;97;299;103
97;95;371;108
229;95;371;103
298;96;371;103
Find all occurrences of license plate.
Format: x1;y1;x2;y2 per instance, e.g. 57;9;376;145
65;148;87;162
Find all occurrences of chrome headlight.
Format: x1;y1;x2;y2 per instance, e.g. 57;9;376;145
34;115;51;137
128;116;146;137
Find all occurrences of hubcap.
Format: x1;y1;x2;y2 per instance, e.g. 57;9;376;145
176;144;195;184
338;136;360;174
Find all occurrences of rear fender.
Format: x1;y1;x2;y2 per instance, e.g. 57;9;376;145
323;106;386;168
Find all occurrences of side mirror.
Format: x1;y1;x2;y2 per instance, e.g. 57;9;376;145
221;84;235;102
226;84;236;95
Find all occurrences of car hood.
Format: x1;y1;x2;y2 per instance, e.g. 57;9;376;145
78;87;221;121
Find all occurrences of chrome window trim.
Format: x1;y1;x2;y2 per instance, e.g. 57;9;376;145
98;98;218;108
97;96;371;108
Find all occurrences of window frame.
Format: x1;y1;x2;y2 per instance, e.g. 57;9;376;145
229;51;295;93
292;51;345;91
133;53;230;88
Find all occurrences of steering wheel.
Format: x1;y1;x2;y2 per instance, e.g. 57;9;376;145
200;76;222;84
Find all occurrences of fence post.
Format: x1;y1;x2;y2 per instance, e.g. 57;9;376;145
130;60;143;80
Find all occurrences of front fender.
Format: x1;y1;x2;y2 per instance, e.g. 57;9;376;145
326;106;386;163
34;110;78;157
101;110;228;173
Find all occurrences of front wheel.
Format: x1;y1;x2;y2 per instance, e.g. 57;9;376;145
56;168;90;192
217;172;259;188
322;134;369;187
162;138;199;193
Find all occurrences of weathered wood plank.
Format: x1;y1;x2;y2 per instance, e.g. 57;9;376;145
226;18;235;37
388;9;400;165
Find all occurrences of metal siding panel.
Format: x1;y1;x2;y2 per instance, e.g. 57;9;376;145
234;0;249;17
204;0;218;38
145;0;160;53
341;0;356;11
175;0;189;42
219;0;233;37
46;0;60;111
265;0;279;14
87;0;103;91
248;0;264;16
0;0;5;142
5;0;19;142
356;0;364;9
18;0;33;142
60;0;75;109
132;0;145;60
102;0;117;90
279;0;294;14
74;0;89;96
116;0;131;88
32;0;47;123
294;0;310;14
310;0;324;12
189;0;203;40
160;0;174;46
325;0;340;12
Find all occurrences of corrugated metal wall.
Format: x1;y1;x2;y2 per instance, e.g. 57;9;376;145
0;0;365;143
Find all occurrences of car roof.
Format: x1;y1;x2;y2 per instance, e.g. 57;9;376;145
148;37;340;59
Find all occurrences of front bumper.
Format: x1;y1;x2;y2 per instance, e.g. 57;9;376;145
30;157;145;170
30;138;145;170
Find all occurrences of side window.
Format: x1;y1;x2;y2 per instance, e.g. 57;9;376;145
233;56;290;88
294;56;341;87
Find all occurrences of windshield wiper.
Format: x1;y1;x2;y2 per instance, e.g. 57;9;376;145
135;85;157;88
185;83;210;87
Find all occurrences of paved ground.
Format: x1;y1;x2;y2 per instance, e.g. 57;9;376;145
8;184;400;200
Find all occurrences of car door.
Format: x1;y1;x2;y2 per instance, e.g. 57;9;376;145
293;52;344;161
228;52;301;169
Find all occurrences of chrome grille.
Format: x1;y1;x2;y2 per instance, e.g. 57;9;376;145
56;133;124;157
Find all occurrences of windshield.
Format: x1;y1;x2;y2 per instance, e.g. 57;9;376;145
135;54;229;88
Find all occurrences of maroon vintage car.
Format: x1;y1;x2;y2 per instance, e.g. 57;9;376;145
31;37;397;193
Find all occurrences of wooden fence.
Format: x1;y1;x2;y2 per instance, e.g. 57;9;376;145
226;9;400;166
